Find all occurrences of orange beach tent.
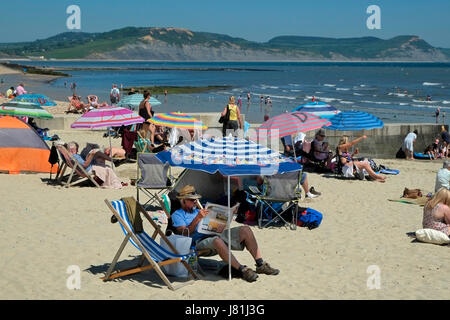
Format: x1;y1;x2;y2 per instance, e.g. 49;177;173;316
0;116;57;174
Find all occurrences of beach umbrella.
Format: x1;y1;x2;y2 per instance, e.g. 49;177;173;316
325;111;384;131
291;101;340;119
148;112;207;130
156;136;302;280
117;94;162;110
12;94;57;107
71;106;145;161
0;101;53;119
254;111;331;140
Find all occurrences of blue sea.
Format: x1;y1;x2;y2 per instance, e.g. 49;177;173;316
10;60;450;124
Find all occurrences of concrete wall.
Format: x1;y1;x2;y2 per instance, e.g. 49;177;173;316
36;113;446;159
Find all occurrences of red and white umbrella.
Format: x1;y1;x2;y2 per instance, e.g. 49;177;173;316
254;111;331;140
71;106;145;165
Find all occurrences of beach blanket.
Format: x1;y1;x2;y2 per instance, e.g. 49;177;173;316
413;152;432;160
388;196;429;206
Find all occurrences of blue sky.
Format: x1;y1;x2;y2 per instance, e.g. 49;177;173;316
2;0;450;47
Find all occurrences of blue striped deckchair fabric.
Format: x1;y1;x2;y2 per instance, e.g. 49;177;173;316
111;200;195;262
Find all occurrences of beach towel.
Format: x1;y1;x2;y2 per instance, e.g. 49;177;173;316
413;152;432;160
121;196;143;233
388;196;429;206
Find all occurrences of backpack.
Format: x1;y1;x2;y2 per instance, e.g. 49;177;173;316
296;207;323;229
368;158;380;172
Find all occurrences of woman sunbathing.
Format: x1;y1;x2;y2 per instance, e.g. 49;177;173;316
422;187;450;236
87;95;107;109
336;135;386;182
66;95;88;113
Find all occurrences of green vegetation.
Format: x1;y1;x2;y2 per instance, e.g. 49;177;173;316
0;26;446;60
123;85;232;94
0;62;70;77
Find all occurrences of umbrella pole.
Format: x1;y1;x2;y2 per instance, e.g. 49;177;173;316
228;175;231;281
108;127;114;171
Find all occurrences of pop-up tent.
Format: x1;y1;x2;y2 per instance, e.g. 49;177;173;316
0;116;56;174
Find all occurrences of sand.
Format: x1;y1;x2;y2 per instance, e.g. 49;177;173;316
0;122;449;300
0;68;449;300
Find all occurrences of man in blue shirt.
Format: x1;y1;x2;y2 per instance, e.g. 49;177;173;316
171;185;279;283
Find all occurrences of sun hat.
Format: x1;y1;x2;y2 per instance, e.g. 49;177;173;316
177;185;202;200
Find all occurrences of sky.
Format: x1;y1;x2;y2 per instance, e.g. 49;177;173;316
1;0;449;48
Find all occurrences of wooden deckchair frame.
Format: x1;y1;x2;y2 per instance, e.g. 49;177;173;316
55;145;100;188
103;198;199;291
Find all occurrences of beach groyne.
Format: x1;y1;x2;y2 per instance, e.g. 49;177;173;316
37;112;446;159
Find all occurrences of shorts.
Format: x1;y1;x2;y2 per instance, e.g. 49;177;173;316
300;172;307;185
195;226;245;255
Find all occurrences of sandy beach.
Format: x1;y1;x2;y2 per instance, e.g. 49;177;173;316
0;67;449;301
0;122;448;299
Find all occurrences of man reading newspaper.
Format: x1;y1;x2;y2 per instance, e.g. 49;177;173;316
171;185;279;282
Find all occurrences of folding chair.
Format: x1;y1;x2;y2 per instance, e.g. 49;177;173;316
248;171;302;230
103;197;199;290
54;144;100;188
136;153;174;208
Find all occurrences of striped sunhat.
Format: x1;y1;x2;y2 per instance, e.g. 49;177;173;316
70;106;144;128
0;101;53;119
148;112;207;130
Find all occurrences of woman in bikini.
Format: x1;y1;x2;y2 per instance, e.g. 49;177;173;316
336;135;386;182
138;90;153;121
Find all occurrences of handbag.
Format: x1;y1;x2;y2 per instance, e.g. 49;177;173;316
218;105;230;124
160;230;192;278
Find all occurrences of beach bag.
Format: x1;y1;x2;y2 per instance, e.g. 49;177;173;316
368;158;380;172
160;232;192;278
297;207;323;229
396;147;406;159
403;188;422;199
218;105;230;124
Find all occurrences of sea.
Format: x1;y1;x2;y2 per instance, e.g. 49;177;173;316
7;60;450;124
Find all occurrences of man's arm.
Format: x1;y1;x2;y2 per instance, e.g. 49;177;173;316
174;209;209;235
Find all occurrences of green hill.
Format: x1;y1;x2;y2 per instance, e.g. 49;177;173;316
0;27;448;61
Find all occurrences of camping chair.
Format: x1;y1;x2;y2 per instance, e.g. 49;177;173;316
54;144;101;188
136;152;175;209
248;171;302;230
103;198;199;290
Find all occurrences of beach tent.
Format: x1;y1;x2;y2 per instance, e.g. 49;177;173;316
156;136;302;280
0;116;56;174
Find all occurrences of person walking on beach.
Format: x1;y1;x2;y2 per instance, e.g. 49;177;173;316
110;84;120;105
247;92;251;104
436;107;440;124
221;96;243;137
237;95;242;109
138;90;153;122
402;130;418;160
171;185;280;282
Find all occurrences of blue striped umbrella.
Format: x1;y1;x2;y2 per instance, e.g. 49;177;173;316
325;111;384;131
156;136;302;176
291;101;340;119
12;94;57;106
117;94;161;110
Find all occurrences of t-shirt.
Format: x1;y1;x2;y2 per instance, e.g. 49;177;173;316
228;104;238;121
6;89;12;97
72;153;93;172
435;168;450;192
404;132;417;142
110;88;120;98
171;208;209;244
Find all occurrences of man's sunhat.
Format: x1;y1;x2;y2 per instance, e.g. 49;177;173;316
177;185;202;199
316;129;326;136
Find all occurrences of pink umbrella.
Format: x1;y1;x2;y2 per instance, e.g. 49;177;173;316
70;105;144;129
254;111;331;140
71;106;145;165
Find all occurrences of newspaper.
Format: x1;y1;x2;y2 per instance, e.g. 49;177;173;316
196;202;240;236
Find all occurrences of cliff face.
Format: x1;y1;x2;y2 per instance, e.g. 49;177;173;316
0;27;449;61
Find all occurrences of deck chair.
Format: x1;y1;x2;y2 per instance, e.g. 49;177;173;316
136;152;175;209
54;144;101;188
103;198;199;290
248;171;302;230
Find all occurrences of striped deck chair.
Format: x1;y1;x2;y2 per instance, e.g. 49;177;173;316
54;144;100;188
103;198;199;290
